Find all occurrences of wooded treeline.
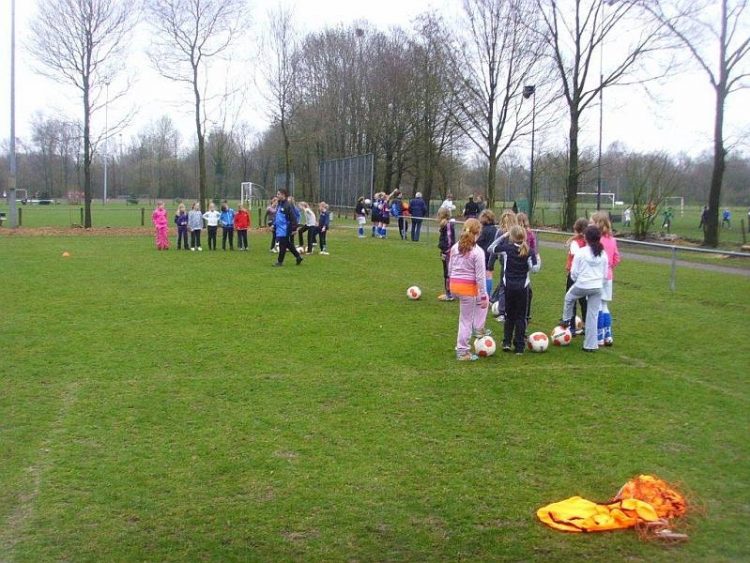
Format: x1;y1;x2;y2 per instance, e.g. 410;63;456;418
2;0;748;240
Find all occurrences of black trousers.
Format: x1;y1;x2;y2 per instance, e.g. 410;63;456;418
207;226;218;250
503;285;529;352
278;234;301;263
269;226;277;249
222;227;234;250
190;229;201;248
318;228;327;250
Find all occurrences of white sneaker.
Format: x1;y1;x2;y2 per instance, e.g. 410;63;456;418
320;251;329;255
190;247;195;251
197;247;202;251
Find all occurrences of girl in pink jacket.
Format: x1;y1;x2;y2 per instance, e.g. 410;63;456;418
151;201;169;250
448;219;489;361
591;211;621;346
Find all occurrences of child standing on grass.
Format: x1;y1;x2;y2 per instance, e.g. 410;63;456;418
516;212;538;321
265;197;279;252
318;202;330;254
151;201;169;250
561;225;607;352
448;218;489;361
188;202;203;251
488;210;519;321
298;202;317;252
591;211;621;346
234;204;250;251
437;206;456;301
477;209;498;296
202;202;220;250
174;203;189;250
564;218;590;334
219;203;235;250
355;196;367;238
493;225;540;354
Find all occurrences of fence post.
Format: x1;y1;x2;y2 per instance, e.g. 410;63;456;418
741;219;747;245
80;207;84;225
670;246;677;292
141;208;145;226
18;207;22;227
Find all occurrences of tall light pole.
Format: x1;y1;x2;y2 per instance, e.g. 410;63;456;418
523;84;536;222
597;0;617;211
8;0;18;227
103;78;110;204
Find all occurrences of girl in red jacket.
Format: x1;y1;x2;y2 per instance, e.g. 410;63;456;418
234;205;251;251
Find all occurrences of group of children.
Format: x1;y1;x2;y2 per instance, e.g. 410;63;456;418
443;207;620;360
151;201;251;251
264;197;331;256
152;197;332;257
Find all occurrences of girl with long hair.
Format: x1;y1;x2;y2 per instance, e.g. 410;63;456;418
448;219;489;361
561;225;608;352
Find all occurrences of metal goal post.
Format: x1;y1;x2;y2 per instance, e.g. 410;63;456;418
240;182;266;210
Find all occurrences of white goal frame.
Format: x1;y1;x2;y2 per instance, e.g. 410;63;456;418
663;196;685;216
240;182;264;210
577;192;615;208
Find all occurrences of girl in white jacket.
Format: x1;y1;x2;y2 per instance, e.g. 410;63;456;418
561;226;608;352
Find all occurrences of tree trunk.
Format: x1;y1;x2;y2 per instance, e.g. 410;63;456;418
193;65;207;211
487;155;497;209
565;109;580;231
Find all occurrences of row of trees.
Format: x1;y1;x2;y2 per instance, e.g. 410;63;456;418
4;0;749;246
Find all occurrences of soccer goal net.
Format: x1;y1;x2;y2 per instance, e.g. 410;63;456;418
576;192;615;208
663;196;685;216
240;182;266;209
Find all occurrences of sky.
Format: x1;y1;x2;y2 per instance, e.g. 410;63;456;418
1;0;748;160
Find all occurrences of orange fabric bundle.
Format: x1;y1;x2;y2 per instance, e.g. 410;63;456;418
537;475;686;533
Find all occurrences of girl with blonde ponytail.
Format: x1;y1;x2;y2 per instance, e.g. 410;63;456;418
491;225;540;354
448;218;490;361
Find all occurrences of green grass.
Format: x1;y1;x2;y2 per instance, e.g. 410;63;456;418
1;226;749;561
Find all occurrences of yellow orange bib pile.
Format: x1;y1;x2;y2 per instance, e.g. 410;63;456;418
537;475;687;533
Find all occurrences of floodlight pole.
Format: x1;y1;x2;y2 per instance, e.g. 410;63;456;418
103;78;110;205
8;0;18;228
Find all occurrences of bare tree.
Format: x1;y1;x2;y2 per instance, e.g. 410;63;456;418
261;6;299;196
29;0;136;227
642;0;750;247
147;0;246;212
453;0;550;210
623;152;679;240
536;0;669;229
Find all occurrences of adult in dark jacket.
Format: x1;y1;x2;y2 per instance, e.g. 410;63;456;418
463;195;480;219
272;189;303;266
409;192;428;242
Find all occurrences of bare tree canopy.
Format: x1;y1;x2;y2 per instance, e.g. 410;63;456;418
642;0;750;246
146;0;247;210
28;0;137;227
536;0;670;229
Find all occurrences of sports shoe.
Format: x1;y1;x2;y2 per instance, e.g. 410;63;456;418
496;315;505;323
190;247;195;251
296;256;304;265
320;251;329;255
272;262;283;267
582;347;597;353
604;337;613;346
515;351;524;356
473;328;493;337
197;247;202;251
457;353;479;361
502;343;512;352
438;294;455;302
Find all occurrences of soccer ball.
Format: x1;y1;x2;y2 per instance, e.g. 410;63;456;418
406;286;422;300
474;335;496;357
296;246;306;254
550;325;573;346
364;198;372;206
491;301;501;317
575;315;584;331
527;332;549;353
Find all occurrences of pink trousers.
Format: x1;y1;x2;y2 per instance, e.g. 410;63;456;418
155;227;169;249
456;296;488;355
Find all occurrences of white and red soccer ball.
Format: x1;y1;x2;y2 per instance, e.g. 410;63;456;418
406;286;422;300
575;315;584;331
527;332;549;352
550;325;573;346
474;335;497;357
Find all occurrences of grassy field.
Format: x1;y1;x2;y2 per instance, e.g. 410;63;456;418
1;224;749;561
